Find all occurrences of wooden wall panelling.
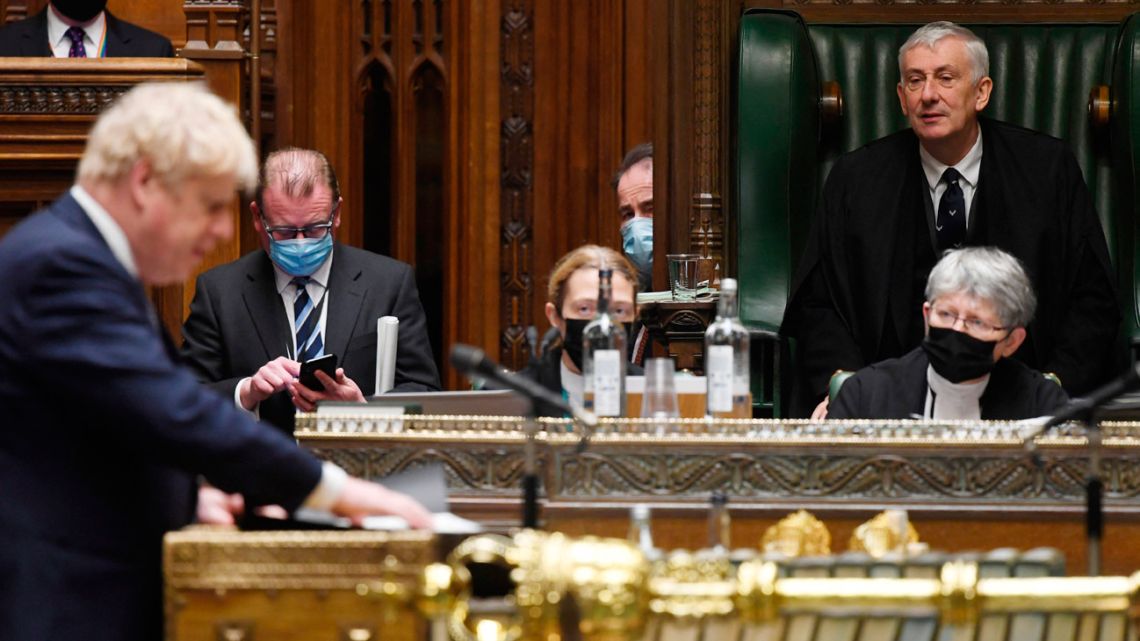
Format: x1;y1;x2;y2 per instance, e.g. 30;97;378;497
521;0;652;370
172;1;249;338
499;0;534;370
108;0;187;49
445;0;502;389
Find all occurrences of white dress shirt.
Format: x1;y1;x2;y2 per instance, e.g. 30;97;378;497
47;7;106;58
924;365;989;421
920;130;983;228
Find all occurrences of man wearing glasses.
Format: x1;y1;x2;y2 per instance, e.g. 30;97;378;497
829;247;1068;420
182;147;440;434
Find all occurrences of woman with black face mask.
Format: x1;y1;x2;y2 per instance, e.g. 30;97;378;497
512;245;643;417
829;247;1069;421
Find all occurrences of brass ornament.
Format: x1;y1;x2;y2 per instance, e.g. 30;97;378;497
848;510;921;557
759;510;831;557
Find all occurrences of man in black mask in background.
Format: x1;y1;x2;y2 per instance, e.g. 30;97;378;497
829;247;1068;420
0;0;174;57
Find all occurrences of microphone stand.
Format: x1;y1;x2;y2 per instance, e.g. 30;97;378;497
522;407;541;530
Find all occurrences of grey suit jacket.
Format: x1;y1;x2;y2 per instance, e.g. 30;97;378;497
181;245;441;433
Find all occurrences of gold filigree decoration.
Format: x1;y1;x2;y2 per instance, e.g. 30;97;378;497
760;510;831;557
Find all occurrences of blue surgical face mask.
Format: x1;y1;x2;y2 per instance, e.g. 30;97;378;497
621;216;653;274
268;234;333;277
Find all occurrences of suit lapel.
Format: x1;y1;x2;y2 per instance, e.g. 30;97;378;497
23;9;53;56
323;246;366;362
241;253;294;361
102;12;130;57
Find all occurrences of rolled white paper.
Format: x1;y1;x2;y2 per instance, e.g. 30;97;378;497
374;316;399;395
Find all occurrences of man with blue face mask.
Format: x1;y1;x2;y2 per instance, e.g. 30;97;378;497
614;143;654;294
182;148;441;434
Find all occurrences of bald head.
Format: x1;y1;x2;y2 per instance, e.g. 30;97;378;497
254;148;341;214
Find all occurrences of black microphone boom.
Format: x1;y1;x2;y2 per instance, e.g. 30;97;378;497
450;343;573;418
1043;362;1140;430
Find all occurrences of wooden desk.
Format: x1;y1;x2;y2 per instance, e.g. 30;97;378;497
638;299;717;373
298;415;1140;576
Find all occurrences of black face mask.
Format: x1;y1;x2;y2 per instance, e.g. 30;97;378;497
922;326;1001;383
561;318;590;371
52;0;107;23
560;318;634;371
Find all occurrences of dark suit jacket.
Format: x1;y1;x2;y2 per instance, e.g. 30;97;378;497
181;245;442;433
783;118;1119;413
0;8;174;57
829;347;1069;420
0;194;322;641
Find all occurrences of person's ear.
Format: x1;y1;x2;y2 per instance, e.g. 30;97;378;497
997;326;1027;359
921;301;932;333
250;201;264;232
896;82;909;116
974;75;993;112
332;197;343;230
545;302;563;335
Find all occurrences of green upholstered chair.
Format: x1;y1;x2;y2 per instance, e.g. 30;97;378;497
737;10;1140;416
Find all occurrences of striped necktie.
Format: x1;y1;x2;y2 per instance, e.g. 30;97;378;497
292;277;324;362
65;26;87;58
936;167;967;251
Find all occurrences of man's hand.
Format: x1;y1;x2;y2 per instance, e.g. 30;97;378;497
332;477;433;528
240;356;301;410
290;368;365;412
811;397;830;421
196;485;245;525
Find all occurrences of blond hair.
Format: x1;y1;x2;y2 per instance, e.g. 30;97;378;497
78;82;258;194
547;244;639;314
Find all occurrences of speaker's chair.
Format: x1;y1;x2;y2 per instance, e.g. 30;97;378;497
737;10;1140;416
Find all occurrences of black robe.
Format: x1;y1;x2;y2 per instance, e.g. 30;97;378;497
829;347;1069;421
783;118;1118;414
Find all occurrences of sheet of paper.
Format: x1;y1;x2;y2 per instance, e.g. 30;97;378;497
374;316;399;396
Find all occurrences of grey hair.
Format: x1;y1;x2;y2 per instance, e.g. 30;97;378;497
899;21;990;85
925;247;1036;328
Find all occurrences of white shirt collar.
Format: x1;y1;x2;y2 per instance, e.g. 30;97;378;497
560;358;585;413
925;364;989;421
272;248;334;295
920;128;983;192
71;184;138;279
47;7;106;57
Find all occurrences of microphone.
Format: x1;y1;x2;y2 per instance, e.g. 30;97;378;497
449;344;598;450
1022;361;1140;449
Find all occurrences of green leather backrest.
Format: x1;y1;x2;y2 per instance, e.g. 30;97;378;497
737;10;1126;336
1110;15;1140;346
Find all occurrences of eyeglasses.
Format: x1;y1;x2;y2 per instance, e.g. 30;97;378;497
929;304;1007;337
261;206;338;241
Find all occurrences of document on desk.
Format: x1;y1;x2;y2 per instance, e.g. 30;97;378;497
374;316;399;396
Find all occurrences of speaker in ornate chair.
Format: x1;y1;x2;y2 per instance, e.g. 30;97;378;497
736;10;1140;417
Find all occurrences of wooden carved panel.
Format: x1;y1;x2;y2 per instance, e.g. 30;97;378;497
500;0;534;369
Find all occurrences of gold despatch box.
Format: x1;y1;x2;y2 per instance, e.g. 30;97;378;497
164;528;436;641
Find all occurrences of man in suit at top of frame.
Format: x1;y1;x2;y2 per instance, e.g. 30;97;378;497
181;147;441;435
0;82;431;641
0;0;174;58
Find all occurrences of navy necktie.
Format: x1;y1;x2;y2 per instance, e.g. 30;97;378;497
292;277;324;362
936;167;966;251
65;26;87;58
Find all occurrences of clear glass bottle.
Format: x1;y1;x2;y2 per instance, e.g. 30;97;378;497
583;268;627;417
707;491;731;553
628;504;660;560
704;278;751;418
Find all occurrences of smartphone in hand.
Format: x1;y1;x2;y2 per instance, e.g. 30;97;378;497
298;354;337;391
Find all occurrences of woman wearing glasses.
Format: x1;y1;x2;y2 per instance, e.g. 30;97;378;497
829;246;1068;420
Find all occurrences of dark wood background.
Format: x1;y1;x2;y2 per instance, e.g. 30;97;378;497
3;0;1136;388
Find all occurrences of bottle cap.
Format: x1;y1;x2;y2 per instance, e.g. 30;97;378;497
720;278;737;293
631;504;650;520
710;491;728;506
